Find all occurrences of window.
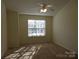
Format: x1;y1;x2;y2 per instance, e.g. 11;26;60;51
28;20;45;37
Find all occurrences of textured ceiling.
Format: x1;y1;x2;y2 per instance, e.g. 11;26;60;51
5;0;70;16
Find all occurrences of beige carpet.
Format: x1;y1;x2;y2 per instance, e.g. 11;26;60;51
4;43;77;59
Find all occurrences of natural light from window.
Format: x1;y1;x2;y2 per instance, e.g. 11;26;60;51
28;20;45;37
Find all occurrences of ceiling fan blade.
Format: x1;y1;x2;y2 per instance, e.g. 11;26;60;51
40;4;44;7
49;8;55;11
47;5;52;7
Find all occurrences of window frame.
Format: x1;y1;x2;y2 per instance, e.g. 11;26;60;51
28;19;46;37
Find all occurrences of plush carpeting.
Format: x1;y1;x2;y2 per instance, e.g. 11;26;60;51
4;43;77;59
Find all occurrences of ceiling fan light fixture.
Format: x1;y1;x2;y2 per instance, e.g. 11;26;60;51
40;8;47;13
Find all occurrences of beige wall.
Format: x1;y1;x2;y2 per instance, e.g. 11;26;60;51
19;14;53;46
7;10;19;48
1;0;7;56
7;11;53;47
53;0;78;52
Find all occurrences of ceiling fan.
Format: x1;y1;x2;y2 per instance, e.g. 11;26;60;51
39;3;54;13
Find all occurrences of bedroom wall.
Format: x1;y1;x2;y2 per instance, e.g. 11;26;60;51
7;10;19;48
7;10;53;48
53;0;78;52
19;14;53;46
1;0;7;57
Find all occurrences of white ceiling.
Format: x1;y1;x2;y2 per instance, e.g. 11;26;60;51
5;0;70;16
